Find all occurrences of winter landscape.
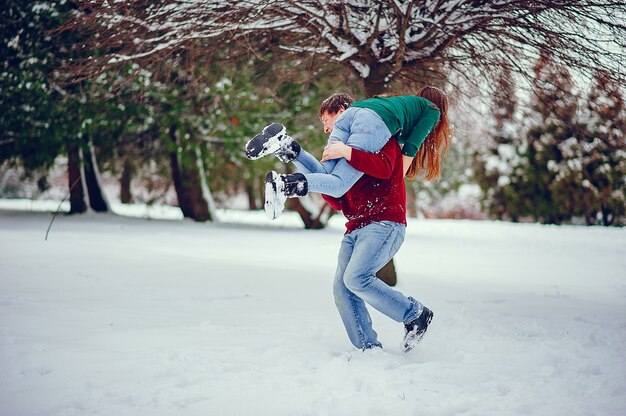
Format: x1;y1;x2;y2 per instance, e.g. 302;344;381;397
1;201;625;416
4;2;626;416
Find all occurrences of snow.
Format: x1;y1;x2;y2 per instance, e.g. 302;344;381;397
7;35;20;49
350;61;371;79
1;201;625;416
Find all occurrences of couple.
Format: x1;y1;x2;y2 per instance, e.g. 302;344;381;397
245;87;451;352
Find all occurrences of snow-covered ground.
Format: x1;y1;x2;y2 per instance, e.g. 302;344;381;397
1;200;625;416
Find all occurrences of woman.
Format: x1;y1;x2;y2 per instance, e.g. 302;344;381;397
245;87;448;220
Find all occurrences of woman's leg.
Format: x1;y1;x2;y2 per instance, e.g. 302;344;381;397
302;159;362;198
292;147;338;174
333;233;382;349
342;221;423;324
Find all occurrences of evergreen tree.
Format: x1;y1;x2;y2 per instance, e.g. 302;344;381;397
1;1;112;214
0;1;69;168
550;71;626;225
473;62;523;221
477;53;625;226
407;135;475;218
204;53;362;228
516;52;581;223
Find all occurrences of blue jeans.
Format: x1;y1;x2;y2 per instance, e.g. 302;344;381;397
332;221;423;349
293;107;392;198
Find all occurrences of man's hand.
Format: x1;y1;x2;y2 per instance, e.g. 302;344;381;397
322;141;352;162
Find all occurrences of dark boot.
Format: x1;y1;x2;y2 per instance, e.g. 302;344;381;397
264;171;308;220
402;306;434;353
245;123;301;163
281;172;308;197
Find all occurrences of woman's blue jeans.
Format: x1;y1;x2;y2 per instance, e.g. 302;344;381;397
332;221;423;350
292;107;392;198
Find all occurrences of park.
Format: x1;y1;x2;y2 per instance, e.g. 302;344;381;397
2;1;625;415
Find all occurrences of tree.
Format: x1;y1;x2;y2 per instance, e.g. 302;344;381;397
476;55;626;226
62;0;626;284
0;1;112;214
409;136;476;219
60;1;626;280
198;51;358;227
1;1;65;170
157;65;218;223
581;71;626;225
473;61;521;221
66;1;626;98
550;71;626;225
521;52;583;224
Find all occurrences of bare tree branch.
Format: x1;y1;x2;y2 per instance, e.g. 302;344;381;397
64;0;626;96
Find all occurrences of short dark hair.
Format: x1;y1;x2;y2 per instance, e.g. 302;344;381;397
318;93;354;117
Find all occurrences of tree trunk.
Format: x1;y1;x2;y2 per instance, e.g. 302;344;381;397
194;146;217;222
170;149;192;218
246;183;257;210
602;205;614;226
82;142;109;212
120;158;133;204
169;150;211;221
67;143;87;214
363;63;392;97
67;142;109;214
363;72;399;286
259;175;266;207
376;259;397;286
185;158;211;221
168;125;212;222
406;182;417;218
289;198;336;229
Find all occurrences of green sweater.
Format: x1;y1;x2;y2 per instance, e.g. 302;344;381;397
351;95;440;157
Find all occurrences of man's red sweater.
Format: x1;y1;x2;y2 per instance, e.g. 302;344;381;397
322;139;407;234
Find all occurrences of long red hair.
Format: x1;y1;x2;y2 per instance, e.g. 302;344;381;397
406;86;451;180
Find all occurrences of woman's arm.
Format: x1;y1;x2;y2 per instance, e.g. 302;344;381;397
402;99;440;157
402;154;414;176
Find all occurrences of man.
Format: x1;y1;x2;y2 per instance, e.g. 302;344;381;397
244;93;438;351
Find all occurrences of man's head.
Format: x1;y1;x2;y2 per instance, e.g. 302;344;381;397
318;93;354;133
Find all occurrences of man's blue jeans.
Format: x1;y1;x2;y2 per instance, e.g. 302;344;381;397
332;221;423;349
292;107;392;198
